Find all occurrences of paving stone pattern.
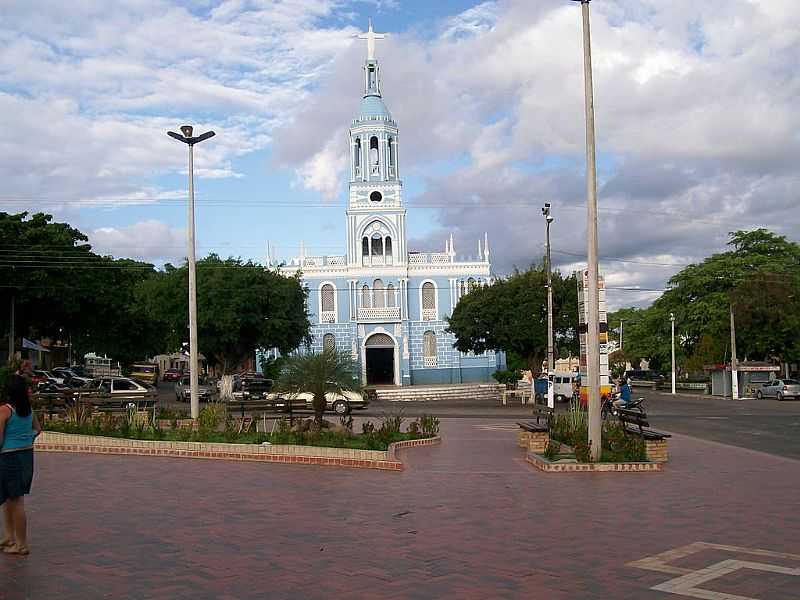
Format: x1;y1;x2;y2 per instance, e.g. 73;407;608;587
1;419;798;599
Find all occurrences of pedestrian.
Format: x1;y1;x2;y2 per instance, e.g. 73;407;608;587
0;358;42;556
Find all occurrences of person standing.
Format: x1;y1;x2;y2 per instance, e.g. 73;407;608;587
0;359;41;556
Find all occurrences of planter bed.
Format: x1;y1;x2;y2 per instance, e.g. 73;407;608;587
526;450;663;473
36;431;441;471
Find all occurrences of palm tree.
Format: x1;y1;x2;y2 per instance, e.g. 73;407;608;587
276;349;361;427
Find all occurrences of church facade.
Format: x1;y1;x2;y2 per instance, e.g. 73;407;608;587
272;25;504;386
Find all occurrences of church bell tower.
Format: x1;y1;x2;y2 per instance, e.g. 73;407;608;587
346;21;407;268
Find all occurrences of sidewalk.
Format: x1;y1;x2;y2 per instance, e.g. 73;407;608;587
2;418;798;599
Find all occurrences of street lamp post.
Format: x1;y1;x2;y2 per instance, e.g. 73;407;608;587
670;313;676;395
573;0;601;460
542;203;555;409
167;125;215;420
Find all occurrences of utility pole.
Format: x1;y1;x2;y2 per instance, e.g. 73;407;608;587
730;304;739;400
168;125;216;419
670;313;676;395
619;319;623;351
542;203;555;408
574;0;601;460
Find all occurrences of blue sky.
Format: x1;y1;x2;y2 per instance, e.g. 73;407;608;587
2;0;799;308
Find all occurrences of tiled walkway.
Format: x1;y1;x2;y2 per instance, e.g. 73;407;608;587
1;419;798;599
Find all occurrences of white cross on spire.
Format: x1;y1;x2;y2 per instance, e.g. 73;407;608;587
357;19;386;61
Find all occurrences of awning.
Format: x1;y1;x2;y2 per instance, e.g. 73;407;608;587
22;338;50;353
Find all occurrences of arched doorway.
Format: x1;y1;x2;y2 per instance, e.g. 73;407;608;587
365;333;395;385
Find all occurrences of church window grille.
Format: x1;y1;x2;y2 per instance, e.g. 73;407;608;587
423;331;438;367
373;279;385;308
386;283;396;307
384;236;392;256
323;333;336;353
362;237;369;257
369;136;379;175
388;136;395;176
371;233;383;256
365;333;393;347
361;285;371;308
321;284;335;312
354;138;361;176
422;282;436;321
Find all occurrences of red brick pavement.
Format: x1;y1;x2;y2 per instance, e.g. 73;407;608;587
0;419;798;600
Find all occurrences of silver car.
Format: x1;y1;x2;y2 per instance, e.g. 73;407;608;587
81;377;157;408
757;379;800;401
175;376;215;402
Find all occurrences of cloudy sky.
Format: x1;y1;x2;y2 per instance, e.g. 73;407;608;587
2;0;798;309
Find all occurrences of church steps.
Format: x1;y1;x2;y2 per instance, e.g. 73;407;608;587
372;384;503;403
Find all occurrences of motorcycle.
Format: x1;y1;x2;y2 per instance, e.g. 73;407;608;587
601;393;644;419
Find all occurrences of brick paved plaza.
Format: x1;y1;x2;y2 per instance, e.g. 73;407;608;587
1;418;798;600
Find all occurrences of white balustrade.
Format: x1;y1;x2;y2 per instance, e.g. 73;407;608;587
423;356;438;368
408;254;426;264
430;253;450;264
327;256;346;266
422;308;437;321
320;311;336;324
358;306;401;321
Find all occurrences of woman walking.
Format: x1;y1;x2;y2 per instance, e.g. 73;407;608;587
0;363;41;556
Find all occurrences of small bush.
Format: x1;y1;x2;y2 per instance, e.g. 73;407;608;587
492;369;521;389
361;421;375;435
543;440;561;460
417;414;439;436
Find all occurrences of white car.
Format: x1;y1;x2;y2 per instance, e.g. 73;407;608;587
264;390;368;415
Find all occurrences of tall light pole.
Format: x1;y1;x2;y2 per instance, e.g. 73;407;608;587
542;203;555;408
730;304;739;400
167;125;215;419
619;319;623;351
670;313;676;395
573;0;601;460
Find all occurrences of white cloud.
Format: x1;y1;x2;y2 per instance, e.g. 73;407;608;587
89;220;186;263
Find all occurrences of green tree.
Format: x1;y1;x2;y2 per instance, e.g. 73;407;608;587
447;268;579;374
610;229;800;371
138;256;311;372
276;349;361;426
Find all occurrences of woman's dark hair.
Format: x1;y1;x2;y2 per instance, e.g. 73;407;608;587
6;374;32;418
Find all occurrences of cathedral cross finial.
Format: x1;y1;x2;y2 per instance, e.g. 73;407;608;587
358;19;386;61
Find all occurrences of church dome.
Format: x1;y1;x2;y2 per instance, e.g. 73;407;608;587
357;95;392;121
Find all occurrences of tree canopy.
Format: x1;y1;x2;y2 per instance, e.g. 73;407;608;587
610;229;800;373
3;212;311;369
447;267;579;374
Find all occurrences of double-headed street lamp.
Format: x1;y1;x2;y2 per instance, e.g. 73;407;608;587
167;125;215;420
670;313;676;395
542;203;555;409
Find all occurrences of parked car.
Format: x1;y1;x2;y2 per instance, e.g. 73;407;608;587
174;376;215;402
623;369;665;384
80;377;157;408
129;363;159;385
52;367;92;388
264;389;368;415
232;377;274;401
163;368;183;382
32;370;65;385
757;379;800;401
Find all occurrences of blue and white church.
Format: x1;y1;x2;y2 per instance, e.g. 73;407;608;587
271;23;504;386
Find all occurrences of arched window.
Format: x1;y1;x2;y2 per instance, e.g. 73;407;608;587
354;138;361;171
362;237;369;257
422;282;436;321
388;136;395;174
321;284;335;312
323;333;336;353
384;236;392;257
373;279;385;309
369;136;379;173
459;280;465;297
423;331;437;367
371;233;383;256
386;283;396;307
361;284;371;308
468;277;477;292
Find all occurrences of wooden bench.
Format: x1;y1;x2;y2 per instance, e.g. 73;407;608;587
517;406;554;452
617;407;671;462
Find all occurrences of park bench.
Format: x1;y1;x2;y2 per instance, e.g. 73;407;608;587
616;407;671;462
517;406;554;452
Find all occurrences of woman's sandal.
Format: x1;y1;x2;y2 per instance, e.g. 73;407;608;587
2;545;29;555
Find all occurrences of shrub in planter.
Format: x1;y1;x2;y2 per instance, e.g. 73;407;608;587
492;369;521;389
